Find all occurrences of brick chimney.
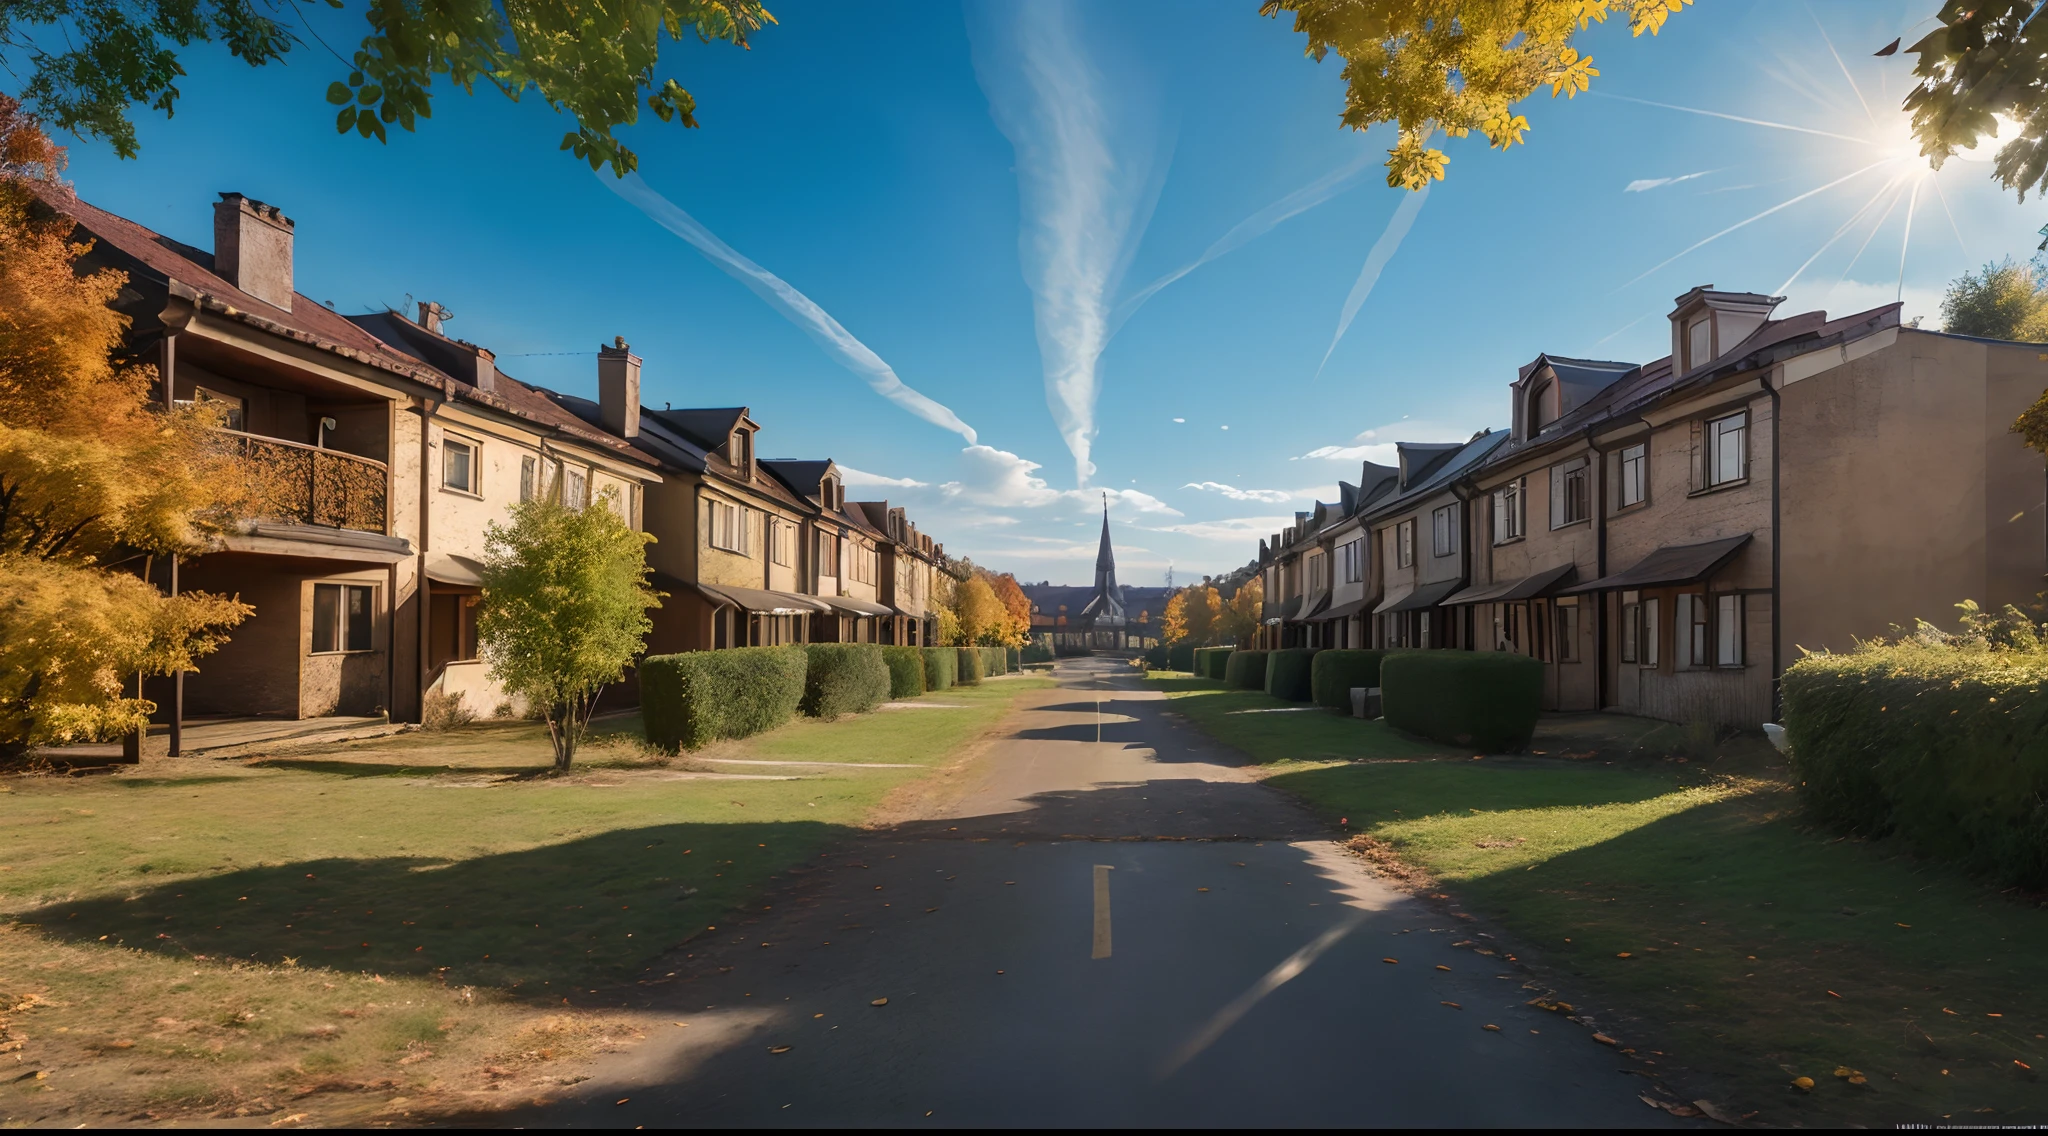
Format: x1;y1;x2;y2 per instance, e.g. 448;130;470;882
469;344;497;395
212;193;294;310
418;300;449;334
597;336;640;439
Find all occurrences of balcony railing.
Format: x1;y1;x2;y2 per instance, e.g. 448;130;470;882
220;429;388;533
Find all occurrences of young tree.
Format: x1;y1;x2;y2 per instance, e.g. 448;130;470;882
1173;585;1222;647
1261;0;1691;189
983;570;1034;647
1216;577;1266;645
1943;259;2048;341
952;574;1008;646
0;98;250;760
0;0;774;176
476;491;659;772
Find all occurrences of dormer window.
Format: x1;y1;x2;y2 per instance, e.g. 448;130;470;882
731;428;754;476
1530;378;1559;431
821;475;840;510
1686;316;1713;371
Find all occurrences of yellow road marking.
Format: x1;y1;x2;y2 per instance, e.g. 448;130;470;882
1092;864;1113;959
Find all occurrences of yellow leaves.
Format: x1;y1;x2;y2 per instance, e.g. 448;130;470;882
869;997;888;1006
1548;47;1600;98
1628;0;1693;38
1835;1066;1868;1085
1481;113;1531;151
1791;1076;1815;1092
1386;133;1448;191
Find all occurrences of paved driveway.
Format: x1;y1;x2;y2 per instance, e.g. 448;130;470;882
530;657;1676;1127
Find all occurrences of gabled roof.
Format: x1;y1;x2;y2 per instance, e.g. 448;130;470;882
1396;441;1464;490
1359;430;1507;524
650;407;749;452
761;459;834;500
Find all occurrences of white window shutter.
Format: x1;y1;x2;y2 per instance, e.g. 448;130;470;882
1549;466;1565;529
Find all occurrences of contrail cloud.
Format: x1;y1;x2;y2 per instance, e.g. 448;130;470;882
602;171;979;445
970;0;1160;487
1317;186;1430;376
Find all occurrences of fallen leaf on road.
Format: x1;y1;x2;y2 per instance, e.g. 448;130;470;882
2017;1060;2033;1071
1827;990;1841;998
925;908;938;913
1615;952;1633;959
1435;965;1451;972
1482;1024;1501;1032
1234;862;1245;867
1692;1100;1738;1125
768;1046;791;1055
1593;1034;1618;1046
1526;998;1574;1013
1382;958;1398;965
1197;887;1210;893
270;1115;308;1127
1440;1001;1461;1009
1896;922;1911;928
1834;1066;1859;1079
871;998;889;1007
1790;1076;1814;1092
615;1099;630;1105
1004;881;1015;886
673;1022;688;1027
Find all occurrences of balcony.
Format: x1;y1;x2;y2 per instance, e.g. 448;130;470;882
223;429;388;534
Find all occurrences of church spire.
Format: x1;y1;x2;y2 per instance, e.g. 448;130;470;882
1093;495;1117;592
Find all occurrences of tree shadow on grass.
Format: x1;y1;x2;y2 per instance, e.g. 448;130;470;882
1141;676;1226;694
1265;758;1681;821
21;820;853;998
245;759;538;779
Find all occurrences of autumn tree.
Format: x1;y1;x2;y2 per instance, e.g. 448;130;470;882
0;0;773;176
983;570;1034;648
0;98;250;760
1904;2;2048;200
1216;577;1266;645
1166;585;1223;647
951;574;1009;647
1262;0;1691;189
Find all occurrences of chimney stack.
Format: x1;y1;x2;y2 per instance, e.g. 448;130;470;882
597;336;640;439
418;300;450;335
470;344;497;395
212;193;294;310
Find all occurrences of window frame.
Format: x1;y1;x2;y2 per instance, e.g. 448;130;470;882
1556;600;1580;663
441;432;480;496
709;498;752;555
1620;599;1640;663
1492;479;1525;545
1686;315;1712;371
1431;504;1457;558
518;454;537;503
1705;411;1748;488
1640;596;1661;666
561;466;589;511
1338;538;1363;584
1396;520;1415;568
310;582;375;655
1618;443;1647;509
1551;458;1590;529
1716;593;1745;667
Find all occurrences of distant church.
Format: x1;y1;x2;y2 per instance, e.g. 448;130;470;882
1018;502;1173;652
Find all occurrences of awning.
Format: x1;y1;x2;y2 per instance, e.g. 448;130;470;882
1315;595;1374;622
1442;563;1578;606
692;581;829;615
1372;578;1465;615
814;594;894;618
423;552;486;587
1291;591;1330;622
1560;534;1752;595
1264;594;1304;625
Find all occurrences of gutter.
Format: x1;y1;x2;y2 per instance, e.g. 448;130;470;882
1761;368;1783;722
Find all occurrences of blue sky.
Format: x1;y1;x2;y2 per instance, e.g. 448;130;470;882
55;0;2042;584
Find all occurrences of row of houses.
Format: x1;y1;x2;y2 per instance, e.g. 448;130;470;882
1255;285;2048;728
46;187;954;748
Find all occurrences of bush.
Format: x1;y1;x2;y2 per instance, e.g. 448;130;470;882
1311;650;1395;712
1264;648;1319;701
801;643;891;718
1021;640;1055;665
1782;625;2048;887
1224;649;1269;690
1142;644;1169;669
1194;646;1235;680
881;645;926;700
641;646;807;752
956;645;985;685
922;646;957;692
979;646;1006;677
1007;646;1022;671
1381;651;1542;752
1168;643;1195;672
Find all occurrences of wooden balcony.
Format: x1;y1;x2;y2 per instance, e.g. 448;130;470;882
223;429;388;533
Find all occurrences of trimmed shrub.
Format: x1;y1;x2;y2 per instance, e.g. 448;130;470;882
881;645;926;700
979;646;1006;677
1224;649;1270;690
1782;642;2048;887
1168;643;1195;673
956;645;985;685
801;643;891;718
641;646;807;752
1006;646;1022;671
1311;650;1395;712
1021;640;1055;665
1142;644;1169;670
1194;646;1235;680
1264;648;1319;701
1381;651;1542;752
922;646;957;692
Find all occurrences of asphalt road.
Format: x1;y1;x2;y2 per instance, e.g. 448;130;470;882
533;657;1677;1128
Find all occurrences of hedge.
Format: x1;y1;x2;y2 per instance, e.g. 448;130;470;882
1264;648;1319;701
1224;649;1270;690
1194;646;1235;680
979;646;1006;677
956;645;985;686
801;643;891;718
922;646;957;692
1021;640;1055;665
1168;644;1195;673
881;645;926;700
1142;644;1169;670
1782;645;2048;887
1381;651;1542;752
640;646;807;752
1311;650;1395;712
1006;646;1022;671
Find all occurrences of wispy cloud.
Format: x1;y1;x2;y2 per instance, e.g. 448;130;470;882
1141;515;1296;543
1317;186;1431;376
940;444;1182;515
969;0;1164;486
1112;152;1371;334
837;466;930;489
1625;170;1717;193
601;172;979;445
1292;418;1476;463
1182;481;1296;504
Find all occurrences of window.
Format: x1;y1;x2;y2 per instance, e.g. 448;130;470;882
1492;479;1525;544
562;467;588;510
1431;505;1457;558
1556;601;1579;662
519;455;536;502
732;429;753;473
1551;459;1589;528
1396;520;1415;568
770;518;795;566
1717;594;1745;666
1677;593;1709;665
710;499;751;554
817;530;841;577
442;435;477;493
311;583;373;653
1687;316;1712;370
1640;597;1661;666
1706;412;1747;487
821;477;839;511
1338;538;1363;583
1618;443;1646;508
1620;599;1640;663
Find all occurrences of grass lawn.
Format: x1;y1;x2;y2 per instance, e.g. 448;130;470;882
0;675;1048;1126
1147;672;2048;1126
